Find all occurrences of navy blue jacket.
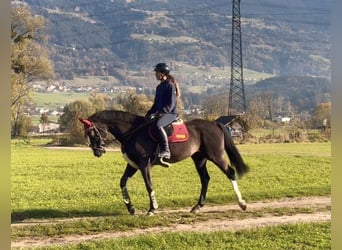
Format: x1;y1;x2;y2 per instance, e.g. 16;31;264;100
147;80;178;116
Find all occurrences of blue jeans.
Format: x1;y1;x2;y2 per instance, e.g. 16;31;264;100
156;113;178;128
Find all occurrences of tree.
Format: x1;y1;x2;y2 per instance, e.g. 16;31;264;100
264;92;273;121
311;102;331;129
88;92;111;112
11;4;53;137
239;96;265;132
201;93;228;120
118;89;153;116
39;112;49;135
58;100;95;145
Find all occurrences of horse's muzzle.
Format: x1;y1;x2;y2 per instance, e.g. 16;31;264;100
92;147;106;157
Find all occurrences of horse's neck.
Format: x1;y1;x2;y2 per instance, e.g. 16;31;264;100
107;125;131;143
93;110;142;143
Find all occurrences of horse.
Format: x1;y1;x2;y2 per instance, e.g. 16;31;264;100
79;110;249;215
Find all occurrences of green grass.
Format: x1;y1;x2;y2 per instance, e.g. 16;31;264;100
238;142;331;156
90;222;330;250
11;141;331;248
32;92;91;110
17;222;330;250
11;141;331;219
79;222;330;250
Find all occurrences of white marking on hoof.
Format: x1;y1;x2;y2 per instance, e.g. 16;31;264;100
147;211;155;216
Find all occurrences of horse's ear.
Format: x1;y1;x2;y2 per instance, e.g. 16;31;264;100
78;118;93;128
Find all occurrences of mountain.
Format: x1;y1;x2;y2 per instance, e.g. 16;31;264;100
21;0;331;82
246;76;331;113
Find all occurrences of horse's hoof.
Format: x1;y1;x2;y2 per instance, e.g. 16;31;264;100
128;205;135;215
238;201;247;211
190;205;201;213
125;203;135;215
147;210;155;216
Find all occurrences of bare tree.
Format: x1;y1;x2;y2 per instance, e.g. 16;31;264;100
240;96;264;132
201;93;228;120
39;113;49;135
264;92;273;121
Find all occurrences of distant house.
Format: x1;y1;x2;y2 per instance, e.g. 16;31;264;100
38;122;60;134
274;116;291;124
50;110;62;116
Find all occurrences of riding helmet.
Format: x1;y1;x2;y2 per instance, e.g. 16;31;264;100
154;63;170;74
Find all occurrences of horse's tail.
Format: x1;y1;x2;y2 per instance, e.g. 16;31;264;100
216;122;249;177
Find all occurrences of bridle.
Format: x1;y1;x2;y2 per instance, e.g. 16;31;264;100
79;116;155;154
86;125;106;154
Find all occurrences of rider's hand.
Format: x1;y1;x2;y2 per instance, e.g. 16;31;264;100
145;113;155;120
148;113;156;120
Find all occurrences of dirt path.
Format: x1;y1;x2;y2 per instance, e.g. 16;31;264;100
11;196;330;249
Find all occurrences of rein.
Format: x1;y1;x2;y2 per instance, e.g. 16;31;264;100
122;118;156;143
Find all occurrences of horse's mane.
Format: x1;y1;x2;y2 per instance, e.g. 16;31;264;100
89;110;145;127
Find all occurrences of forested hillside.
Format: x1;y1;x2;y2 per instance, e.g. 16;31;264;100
246;76;331;113
13;0;332;116
23;0;331;81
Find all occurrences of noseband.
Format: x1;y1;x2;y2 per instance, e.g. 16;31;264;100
86;125;106;154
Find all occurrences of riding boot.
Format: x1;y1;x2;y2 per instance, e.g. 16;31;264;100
157;126;171;159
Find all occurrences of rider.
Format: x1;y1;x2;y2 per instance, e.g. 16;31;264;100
145;63;180;159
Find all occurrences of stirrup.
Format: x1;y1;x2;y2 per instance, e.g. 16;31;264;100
151;156;171;168
159;157;171;168
158;151;170;159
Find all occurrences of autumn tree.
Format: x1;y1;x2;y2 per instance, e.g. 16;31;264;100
11;3;53;137
88;92;112;112
118;89;153;116
311;102;331;129
58;100;95;145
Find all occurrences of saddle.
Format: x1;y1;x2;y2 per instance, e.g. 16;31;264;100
149;119;190;143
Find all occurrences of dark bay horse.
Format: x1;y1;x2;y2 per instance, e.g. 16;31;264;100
79;110;249;215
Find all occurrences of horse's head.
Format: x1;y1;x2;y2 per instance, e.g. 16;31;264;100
79;118;107;157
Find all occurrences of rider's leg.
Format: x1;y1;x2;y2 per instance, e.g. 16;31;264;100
156;113;177;159
157;126;170;159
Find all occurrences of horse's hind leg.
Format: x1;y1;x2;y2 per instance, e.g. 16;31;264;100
215;159;247;211
120;164;138;215
227;166;247;210
191;153;210;213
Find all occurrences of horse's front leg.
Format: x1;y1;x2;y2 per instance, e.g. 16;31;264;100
120;164;138;215
140;164;158;215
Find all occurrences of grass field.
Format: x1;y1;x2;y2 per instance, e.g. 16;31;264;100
38;222;330;250
11;140;331;249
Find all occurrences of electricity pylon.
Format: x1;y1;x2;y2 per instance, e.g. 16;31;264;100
228;0;246;116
